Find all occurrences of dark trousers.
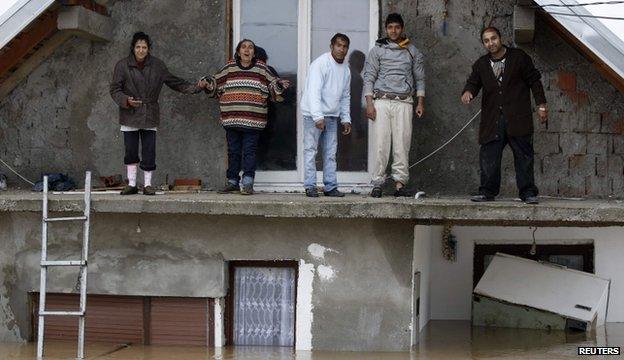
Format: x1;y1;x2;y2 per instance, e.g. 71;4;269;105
123;130;156;171
479;115;538;200
226;128;260;185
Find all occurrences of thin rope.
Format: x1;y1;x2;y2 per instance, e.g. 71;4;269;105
0;157;35;186
534;1;624;8
409;110;481;169
538;11;624;20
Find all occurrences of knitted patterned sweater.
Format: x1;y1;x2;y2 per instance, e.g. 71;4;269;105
206;60;283;130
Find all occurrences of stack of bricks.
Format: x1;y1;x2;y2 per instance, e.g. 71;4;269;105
528;70;624;198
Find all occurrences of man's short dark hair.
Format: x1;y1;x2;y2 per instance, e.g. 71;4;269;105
385;13;404;28
331;33;350;47
255;46;268;62
480;26;501;41
130;31;151;54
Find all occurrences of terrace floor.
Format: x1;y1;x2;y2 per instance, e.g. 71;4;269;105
2;190;624;226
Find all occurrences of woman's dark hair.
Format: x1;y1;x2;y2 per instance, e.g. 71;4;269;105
385;13;404;28
330;33;350;47
130;31;151;54
480;26;501;41
234;39;256;61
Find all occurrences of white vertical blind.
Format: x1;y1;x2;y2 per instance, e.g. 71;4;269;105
233;267;296;346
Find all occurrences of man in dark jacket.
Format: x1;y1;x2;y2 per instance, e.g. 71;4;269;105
110;32;201;195
461;26;548;204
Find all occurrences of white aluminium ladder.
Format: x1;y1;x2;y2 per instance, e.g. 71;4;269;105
37;171;92;359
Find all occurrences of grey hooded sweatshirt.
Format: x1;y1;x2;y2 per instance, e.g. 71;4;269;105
363;38;425;98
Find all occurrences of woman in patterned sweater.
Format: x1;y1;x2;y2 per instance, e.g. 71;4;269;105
201;39;290;195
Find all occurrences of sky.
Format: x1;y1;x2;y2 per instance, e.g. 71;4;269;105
585;0;624;43
0;0;20;18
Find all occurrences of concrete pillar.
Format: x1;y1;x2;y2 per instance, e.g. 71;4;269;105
57;5;112;42
514;4;535;43
214;298;226;347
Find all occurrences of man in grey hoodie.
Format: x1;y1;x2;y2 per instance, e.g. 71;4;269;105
364;13;425;198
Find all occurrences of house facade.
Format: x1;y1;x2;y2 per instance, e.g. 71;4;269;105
0;0;623;353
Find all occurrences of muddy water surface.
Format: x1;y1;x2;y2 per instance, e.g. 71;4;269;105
1;321;622;359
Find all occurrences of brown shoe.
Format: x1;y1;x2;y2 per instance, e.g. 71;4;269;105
120;185;138;195
240;184;254;195
143;185;156;196
217;183;240;194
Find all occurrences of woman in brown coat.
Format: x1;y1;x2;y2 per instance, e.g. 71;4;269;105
110;31;201;195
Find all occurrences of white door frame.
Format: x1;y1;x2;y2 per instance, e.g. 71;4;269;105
232;0;379;191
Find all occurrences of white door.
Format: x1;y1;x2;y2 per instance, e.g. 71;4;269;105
233;0;379;191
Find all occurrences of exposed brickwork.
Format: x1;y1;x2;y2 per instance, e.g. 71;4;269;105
534;70;624;197
557;71;576;92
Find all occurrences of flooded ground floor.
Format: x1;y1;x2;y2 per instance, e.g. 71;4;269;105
1;321;622;359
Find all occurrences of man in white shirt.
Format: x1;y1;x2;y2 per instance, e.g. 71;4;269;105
301;33;352;197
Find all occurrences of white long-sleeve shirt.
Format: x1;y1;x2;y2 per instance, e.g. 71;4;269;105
301;52;351;123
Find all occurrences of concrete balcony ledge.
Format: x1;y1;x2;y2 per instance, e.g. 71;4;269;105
1;190;624;226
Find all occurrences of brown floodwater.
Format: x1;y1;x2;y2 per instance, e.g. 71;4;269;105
1;321;622;359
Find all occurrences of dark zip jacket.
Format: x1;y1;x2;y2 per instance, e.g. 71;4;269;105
463;47;547;144
110;54;200;128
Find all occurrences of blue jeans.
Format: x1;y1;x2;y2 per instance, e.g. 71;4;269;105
226;128;260;186
303;116;338;191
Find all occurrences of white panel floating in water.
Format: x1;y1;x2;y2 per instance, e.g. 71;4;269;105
473;253;610;332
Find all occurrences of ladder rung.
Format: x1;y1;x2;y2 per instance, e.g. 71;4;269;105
40;311;84;316
41;260;86;267
44;216;87;222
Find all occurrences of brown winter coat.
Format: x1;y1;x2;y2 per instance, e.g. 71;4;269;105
463;47;547;144
110;54;199;128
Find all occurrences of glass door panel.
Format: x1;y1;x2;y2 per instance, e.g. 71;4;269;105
311;0;371;172
240;0;298;171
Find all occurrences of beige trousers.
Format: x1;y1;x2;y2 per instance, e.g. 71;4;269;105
371;98;413;186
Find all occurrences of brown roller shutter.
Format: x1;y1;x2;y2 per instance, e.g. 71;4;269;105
32;293;144;344
149;297;208;346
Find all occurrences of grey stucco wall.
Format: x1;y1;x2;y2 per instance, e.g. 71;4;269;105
0;0;227;189
0;213;415;351
1;0;623;195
